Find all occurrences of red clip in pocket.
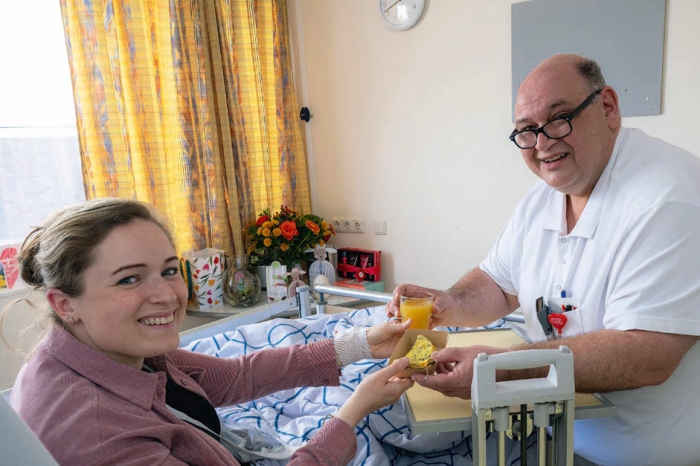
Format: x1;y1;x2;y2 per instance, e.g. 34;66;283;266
548;313;568;334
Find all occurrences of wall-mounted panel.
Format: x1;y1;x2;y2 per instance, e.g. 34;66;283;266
511;0;666;118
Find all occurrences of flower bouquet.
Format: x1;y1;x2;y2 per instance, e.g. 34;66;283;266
245;205;336;271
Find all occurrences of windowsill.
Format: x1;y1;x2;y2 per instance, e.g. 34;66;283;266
0;127;77;138
0;286;29;299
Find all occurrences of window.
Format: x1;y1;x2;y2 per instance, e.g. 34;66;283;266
0;1;85;249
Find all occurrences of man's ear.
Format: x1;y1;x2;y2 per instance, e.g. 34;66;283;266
46;288;78;323
600;86;621;131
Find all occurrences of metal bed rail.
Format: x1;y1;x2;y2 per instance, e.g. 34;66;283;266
180;284;526;346
313;284;391;315
313;284;526;324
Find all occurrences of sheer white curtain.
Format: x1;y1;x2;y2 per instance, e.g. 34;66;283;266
0;130;84;244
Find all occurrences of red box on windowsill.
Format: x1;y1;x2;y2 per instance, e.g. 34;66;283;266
336;248;381;282
334;278;385;292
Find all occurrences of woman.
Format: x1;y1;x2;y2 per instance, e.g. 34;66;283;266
8;197;414;465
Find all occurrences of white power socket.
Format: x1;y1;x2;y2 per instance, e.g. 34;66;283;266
331;218;365;234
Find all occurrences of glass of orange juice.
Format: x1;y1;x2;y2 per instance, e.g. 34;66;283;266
400;293;434;329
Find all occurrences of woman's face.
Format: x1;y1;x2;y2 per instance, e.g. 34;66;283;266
66;219;187;368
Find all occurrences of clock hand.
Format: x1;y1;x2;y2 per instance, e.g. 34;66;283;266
383;0;402;13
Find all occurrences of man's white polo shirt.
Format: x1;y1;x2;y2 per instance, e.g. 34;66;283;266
481;127;700;465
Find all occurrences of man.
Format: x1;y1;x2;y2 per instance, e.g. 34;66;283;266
388;54;700;465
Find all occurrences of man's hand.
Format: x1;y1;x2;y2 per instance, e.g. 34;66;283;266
387;270;518;329
411;345;505;399
386;284;456;329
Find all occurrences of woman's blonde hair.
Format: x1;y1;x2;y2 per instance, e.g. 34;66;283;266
19;197;174;296
1;197;174;350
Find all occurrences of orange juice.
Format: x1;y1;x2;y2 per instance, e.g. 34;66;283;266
400;296;433;329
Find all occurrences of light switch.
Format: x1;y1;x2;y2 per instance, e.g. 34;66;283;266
374;220;387;235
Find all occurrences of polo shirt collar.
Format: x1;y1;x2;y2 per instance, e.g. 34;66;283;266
45;325;165;411
538;128;627;239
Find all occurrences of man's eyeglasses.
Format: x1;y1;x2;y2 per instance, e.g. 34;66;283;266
509;89;603;150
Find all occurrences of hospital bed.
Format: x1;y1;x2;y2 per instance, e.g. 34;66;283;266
179;284;527;346
179;284;613;465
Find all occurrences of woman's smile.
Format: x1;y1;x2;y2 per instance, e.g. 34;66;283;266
138;311;177;327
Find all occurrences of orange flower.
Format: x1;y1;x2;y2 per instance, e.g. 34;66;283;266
323;223;336;242
245;205;336;269
280;220;299;240
305;220;320;234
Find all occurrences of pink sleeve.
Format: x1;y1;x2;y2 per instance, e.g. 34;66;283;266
288;418;357;465
168;339;341;407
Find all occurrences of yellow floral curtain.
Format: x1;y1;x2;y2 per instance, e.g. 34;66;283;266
59;0;310;257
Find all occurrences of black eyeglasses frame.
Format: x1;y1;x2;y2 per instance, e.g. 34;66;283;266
509;88;603;150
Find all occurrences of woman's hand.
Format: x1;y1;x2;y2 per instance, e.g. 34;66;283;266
335;358;414;427
366;319;412;359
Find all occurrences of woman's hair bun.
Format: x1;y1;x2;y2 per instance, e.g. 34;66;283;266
18;227;45;288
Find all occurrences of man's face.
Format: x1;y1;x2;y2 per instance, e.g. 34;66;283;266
513;65;618;199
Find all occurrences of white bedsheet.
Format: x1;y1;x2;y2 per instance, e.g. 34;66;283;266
183;306;534;465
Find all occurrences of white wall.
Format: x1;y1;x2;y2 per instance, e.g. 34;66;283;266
0;290;47;390
289;0;700;291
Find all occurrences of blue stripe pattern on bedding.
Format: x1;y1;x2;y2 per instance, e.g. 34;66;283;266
182;305;535;465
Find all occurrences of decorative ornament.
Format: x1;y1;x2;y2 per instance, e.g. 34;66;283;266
285;266;307;299
308;245;336;293
548;313;568;335
312;274;330;300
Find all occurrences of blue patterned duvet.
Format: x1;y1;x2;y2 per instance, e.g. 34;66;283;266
182;306;532;465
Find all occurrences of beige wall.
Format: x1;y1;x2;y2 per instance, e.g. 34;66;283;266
289;0;700;290
0;289;47;390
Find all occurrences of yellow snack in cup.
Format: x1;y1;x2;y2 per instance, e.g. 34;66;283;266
405;335;437;369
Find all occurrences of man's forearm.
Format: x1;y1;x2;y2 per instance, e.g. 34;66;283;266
445;268;519;327
500;329;698;393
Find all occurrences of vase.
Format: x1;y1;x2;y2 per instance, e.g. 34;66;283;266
223;255;261;307
256;265;268;290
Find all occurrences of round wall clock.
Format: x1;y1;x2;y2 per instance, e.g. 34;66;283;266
379;0;425;31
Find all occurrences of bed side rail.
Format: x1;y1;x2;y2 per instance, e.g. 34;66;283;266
313;285;525;324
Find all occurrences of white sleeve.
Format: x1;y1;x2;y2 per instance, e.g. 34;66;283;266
479;186;543;298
